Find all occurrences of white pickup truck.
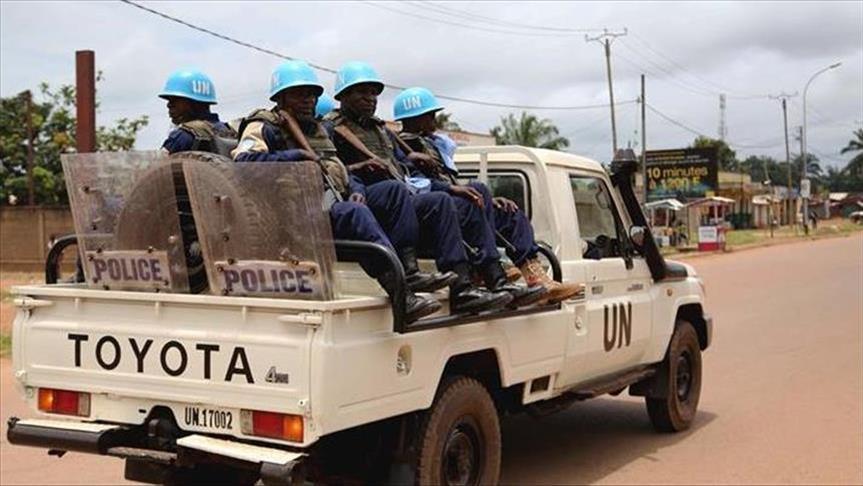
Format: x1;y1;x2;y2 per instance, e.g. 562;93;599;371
7;146;711;485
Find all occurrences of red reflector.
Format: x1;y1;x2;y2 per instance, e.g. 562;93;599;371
246;410;303;442
37;388;90;416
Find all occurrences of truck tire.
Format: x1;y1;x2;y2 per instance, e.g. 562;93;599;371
646;320;702;433
416;377;501;486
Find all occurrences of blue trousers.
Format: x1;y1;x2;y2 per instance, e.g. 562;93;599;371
363;180;418;251
329;201;394;278
412;192;469;271
457;182;540;266
450;182;501;268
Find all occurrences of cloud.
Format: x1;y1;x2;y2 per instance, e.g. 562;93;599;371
1;0;860;168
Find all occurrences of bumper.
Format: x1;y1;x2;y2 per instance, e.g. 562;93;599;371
7;417;307;484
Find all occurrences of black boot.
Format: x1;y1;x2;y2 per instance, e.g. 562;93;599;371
399;247;458;293
377;271;442;323
482;261;547;308
449;263;512;314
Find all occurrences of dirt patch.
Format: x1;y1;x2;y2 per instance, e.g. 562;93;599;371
1;271;42;338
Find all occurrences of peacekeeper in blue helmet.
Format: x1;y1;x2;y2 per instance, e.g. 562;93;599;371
159;69;238;156
395;87;583;304
230;61;452;322
315;93;336;120
324;61;545;310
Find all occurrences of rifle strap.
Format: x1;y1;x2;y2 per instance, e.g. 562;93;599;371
333;125;403;181
277;110;316;154
385;127;416;156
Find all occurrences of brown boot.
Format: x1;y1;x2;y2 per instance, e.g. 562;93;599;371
519;257;584;303
504;262;522;283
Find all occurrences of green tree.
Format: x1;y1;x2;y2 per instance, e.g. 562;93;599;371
435;111;462;131
490;112;569;150
838;128;863;188
0;80;148;205
690;136;737;171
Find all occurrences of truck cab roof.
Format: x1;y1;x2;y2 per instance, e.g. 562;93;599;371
454;145;607;174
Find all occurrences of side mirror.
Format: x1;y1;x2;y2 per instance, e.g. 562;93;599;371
629;226;646;248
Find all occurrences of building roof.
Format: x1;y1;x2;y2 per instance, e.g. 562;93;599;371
645;198;687;211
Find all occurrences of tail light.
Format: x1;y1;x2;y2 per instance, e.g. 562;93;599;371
240;409;303;443
38;388;90;417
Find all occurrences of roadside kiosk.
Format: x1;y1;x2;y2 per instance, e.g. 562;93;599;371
687;196;735;251
645;198;687;247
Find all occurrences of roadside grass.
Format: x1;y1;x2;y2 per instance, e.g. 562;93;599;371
661;218;863;256
0;332;9;358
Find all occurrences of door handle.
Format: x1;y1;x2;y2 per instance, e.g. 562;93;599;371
591;285;603;295
627;283;644;292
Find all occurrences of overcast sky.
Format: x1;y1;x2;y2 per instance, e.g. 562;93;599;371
2;1;861;170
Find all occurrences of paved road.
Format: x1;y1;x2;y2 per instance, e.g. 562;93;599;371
2;234;861;485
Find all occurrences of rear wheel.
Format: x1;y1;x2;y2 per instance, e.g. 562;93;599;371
646;320;702;432
416;377;501;485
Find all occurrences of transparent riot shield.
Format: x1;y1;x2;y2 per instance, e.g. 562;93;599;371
182;160;336;300
62;152;190;293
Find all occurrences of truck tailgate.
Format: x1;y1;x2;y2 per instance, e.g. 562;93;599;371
12;287;321;444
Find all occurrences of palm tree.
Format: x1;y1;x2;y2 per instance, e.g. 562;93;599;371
490;112;569;150
435;111;462;131
840;129;863;180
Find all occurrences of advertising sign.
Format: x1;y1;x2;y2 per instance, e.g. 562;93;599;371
645;148;719;200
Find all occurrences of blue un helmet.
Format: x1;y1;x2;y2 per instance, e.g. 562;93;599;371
269;60;324;101
333;61;384;100
158;69;218;104
393;87;444;121
315;94;336;118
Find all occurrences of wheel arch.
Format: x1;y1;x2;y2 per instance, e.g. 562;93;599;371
676;303;709;350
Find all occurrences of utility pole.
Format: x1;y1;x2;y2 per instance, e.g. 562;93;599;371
75;50;96;153
718;94;727;141
24;90;35;206
640;74;647;204
769;92;798;226
585;28;627;156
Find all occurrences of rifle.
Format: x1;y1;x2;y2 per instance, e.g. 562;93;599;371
333;125;405;182
277;109;345;203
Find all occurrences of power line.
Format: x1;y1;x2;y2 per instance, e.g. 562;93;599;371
410;1;602;33
646;103;783;151
362;1;584;38
627;32;768;100
119;0;632;111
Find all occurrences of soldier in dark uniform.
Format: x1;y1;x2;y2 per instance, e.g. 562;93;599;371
231;61;454;322
394;87;584;303
159;69;237;156
324;62;545;310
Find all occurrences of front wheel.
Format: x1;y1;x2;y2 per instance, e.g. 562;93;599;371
646;320;702;432
416;377;501;486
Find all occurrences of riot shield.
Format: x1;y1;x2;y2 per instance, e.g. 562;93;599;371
182;160;336;300
62;152;190;293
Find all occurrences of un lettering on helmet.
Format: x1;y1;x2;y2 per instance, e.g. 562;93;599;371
403;95;422;111
191;80;211;96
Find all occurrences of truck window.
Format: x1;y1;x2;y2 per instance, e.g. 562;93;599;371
459;171;530;217
570;175;623;259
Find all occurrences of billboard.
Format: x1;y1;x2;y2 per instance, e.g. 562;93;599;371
645;147;719;200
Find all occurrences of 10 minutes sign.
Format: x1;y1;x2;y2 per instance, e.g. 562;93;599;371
645;147;719;200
